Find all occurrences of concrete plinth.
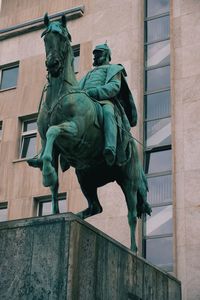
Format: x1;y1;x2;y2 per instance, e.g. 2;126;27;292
0;213;181;300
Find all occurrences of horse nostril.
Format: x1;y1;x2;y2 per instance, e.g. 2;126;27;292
46;59;60;68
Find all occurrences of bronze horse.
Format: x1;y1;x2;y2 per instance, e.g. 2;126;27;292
28;14;151;252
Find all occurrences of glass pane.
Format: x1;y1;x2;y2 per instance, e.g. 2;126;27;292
41;199;66;216
0;66;19;90
146;40;170;68
146;15;169;43
146;236;173;271
147;175;172;205
146;0;170;17
145;117;171;147
146;65;170;92
58;199;67;213
21;135;37;158
146;149;172;174
23;120;37;132
145;90;171;120
41;201;51;216
146;205;172;236
74;56;80;73
0;207;8;222
73;46;80;74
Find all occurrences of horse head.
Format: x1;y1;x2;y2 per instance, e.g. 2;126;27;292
41;13;72;77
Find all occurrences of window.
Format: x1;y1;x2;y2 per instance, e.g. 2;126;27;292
145;148;172;174
0;121;3;141
35;193;67;216
72;45;80;74
20;118;37;159
145;65;170;92
0;63;19;90
0;202;8;222
146;0;170;17
145;90;171;120
145;15;170;43
143;0;172;272
145;40;170;68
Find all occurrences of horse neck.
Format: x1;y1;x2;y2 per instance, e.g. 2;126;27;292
63;48;78;87
46;50;78;108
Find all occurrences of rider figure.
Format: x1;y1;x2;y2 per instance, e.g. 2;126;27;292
79;43;137;166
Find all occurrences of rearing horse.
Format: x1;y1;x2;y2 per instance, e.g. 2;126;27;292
29;13;151;252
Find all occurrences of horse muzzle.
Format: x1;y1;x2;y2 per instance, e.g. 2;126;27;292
46;57;62;77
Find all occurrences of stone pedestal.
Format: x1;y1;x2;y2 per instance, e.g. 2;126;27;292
0;213;181;299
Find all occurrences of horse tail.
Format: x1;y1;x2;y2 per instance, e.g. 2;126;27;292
131;140;152;218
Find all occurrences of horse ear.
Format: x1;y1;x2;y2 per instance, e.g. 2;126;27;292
44;13;49;27
61;14;67;27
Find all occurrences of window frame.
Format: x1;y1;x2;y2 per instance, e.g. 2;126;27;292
34;193;67;217
0;62;19;91
19;116;38;159
143;0;173;272
0;202;8;222
72;44;80;74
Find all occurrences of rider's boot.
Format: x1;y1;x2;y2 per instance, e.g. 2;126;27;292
102;104;117;166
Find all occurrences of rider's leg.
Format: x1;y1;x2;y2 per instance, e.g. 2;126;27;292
102;103;117;166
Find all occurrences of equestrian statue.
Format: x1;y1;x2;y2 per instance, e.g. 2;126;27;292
28;13;151;252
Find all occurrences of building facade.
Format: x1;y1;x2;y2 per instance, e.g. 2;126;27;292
0;1;200;299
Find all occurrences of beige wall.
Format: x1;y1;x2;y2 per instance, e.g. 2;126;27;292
172;1;200;299
0;0;144;252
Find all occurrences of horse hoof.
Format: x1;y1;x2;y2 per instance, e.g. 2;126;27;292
76;206;103;220
131;245;138;254
27;158;43;170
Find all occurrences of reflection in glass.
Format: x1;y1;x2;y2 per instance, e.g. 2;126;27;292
146;117;171;147
146;205;172;236
146;40;170;68
0;207;8;222
146;236;173;271
23;120;37;132
146;0;170;17
146;65;170;92
0;66;19;90
147;175;172;205
145;90;171;120
146;149;172;174
74;56;80;74
21;135;37;158
40;199;66;216
146;15;169;43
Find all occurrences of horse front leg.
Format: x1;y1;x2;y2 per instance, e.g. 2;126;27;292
50;165;59;214
42;126;61;187
27;139;46;170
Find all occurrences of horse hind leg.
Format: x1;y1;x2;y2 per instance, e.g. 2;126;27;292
119;179;138;253
76;184;102;219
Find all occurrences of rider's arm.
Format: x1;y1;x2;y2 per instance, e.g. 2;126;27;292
86;73;121;100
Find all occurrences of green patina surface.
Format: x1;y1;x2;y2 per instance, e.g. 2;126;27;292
28;13;151;253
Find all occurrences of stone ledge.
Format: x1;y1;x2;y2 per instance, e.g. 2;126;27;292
0;6;85;41
0;212;181;299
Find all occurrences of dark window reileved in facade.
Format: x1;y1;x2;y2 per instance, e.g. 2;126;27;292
0;63;19;90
